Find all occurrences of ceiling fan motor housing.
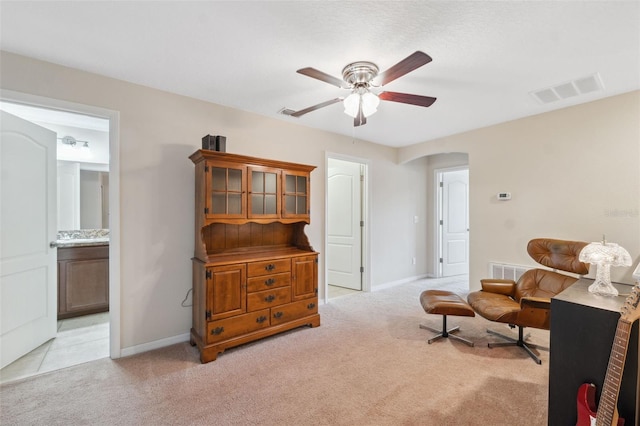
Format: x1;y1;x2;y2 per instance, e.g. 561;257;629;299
342;61;379;86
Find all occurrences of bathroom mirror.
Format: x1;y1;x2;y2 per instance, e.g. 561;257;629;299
58;161;109;231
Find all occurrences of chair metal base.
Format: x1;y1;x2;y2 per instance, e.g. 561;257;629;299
420;315;474;347
486;326;548;365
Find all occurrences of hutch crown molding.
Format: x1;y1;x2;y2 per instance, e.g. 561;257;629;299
189;150;320;363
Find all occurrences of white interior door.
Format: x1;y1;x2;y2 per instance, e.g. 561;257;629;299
441;169;469;277
1;111;58;369
327;158;362;290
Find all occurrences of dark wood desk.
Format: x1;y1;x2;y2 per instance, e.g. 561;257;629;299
548;279;639;425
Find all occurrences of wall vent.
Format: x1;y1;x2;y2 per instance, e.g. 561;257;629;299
488;262;531;281
530;73;604;105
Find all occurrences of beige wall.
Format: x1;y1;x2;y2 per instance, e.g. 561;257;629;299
400;91;640;290
0;51;430;351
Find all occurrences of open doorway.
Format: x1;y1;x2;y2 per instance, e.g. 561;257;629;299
436;167;469;277
326;155;368;301
0;96;119;383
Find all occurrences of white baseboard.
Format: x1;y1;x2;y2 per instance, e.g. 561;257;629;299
372;274;429;292
120;332;191;358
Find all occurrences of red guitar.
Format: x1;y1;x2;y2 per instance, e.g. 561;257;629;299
576;282;640;426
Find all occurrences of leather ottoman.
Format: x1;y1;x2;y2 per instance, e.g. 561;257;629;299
419;289;475;347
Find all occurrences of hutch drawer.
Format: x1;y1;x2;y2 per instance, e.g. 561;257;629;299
247;258;291;277
247;272;290;292
247;287;291;311
207;309;271;344
271;299;318;326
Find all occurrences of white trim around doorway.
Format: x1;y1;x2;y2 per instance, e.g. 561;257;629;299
324;152;371;305
1;89;122;359
434;165;469;279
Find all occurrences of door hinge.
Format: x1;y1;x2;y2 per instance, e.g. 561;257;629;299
315;288;318;295
205;310;211;320
205;165;209;172
439;258;443;263
204;207;209;214
206;270;212;279
315;257;318;264
360;220;364;227
439;219;443;225
360;266;364;273
439;181;443;187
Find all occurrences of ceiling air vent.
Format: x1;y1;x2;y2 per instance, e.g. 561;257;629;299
530;73;604;105
278;107;297;116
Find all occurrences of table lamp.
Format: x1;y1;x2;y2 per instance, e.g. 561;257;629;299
579;237;632;297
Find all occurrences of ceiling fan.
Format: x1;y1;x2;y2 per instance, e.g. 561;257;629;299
283;51;437;127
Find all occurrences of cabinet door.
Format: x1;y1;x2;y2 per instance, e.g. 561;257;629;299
207;264;246;321
57;246;110;319
58;258;109;318
282;170;310;220
205;161;246;219
248;166;280;219
291;255;318;301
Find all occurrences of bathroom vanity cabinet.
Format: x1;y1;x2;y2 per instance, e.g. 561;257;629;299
57;245;109;319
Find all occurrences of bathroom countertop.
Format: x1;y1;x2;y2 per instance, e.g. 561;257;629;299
56;229;110;248
56;238;109;248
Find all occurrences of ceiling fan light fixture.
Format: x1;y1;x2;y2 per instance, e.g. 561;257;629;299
343;89;379;118
361;91;380;117
343;92;360;118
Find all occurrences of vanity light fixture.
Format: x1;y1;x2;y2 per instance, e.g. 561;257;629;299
59;135;90;149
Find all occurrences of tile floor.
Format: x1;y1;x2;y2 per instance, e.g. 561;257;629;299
328;284;361;299
0;312;109;384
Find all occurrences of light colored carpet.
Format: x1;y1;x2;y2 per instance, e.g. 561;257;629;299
0;277;550;425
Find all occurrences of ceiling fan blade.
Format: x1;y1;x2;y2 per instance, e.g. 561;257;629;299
374;51;433;86
287;98;343;117
378;91;437;107
354;103;366;127
297;67;350;89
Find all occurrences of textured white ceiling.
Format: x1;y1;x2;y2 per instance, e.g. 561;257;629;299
1;1;639;147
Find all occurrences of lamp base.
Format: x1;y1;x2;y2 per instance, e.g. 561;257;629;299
588;280;619;297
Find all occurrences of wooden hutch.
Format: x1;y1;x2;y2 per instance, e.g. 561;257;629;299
189;150;320;363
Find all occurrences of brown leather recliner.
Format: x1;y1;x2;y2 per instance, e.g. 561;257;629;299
467;238;589;364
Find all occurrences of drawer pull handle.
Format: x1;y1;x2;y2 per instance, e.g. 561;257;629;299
265;295;276;302
211;326;224;335
256;316;267;324
307;303;316;309
265;264;276;271
265;278;276;286
273;312;283;319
